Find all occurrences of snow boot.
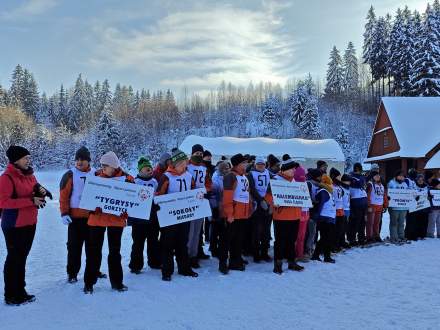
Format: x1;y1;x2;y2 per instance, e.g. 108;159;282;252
83;285;93;294
273;260;283;275
68;275;78;284
324;257;336;264
162;274;172;281
97;271;107;279
288;262;304;272
178;269;199;277
112;284;128;292
219;261;229;275
190;257;200;269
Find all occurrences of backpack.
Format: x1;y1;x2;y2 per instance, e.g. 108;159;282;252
0;174;17;219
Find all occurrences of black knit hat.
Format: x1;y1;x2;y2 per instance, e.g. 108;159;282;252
341;174;351;182
231;153;246;167
394;169;405;178
203;150;212;157
317;160;327;168
192;144;204;155
329;167;341;179
281;158;297;172
75;146;91;162
267;154;280;167
282;154;291;161
309;168;322;180
171;149;188;165
6;146;30;163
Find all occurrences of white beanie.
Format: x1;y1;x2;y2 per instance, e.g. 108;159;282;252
255;157;266;165
100;151;120;169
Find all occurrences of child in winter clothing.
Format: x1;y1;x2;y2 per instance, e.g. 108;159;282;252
311;175;336;263
221;153;252;274
387;170;410;243
84;151;134;294
270;157;304;274
156;149;198;281
329;168;346;251
209;161;230;259
186;144;212;269
59;146;103;283
427;179;440;238
247;157;272;263
406;174;430;240
294;166;310;261
128;157;161;274
366;171;388;242
304;168;323;258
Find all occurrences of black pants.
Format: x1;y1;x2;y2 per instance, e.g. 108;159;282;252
252;208;271;258
348;205;367;244
129;219;161;271
333;215;347;249
66;217;90;277
160;222;191;276
210;218;222;256
273;220;299;262
218;219;246;267
405;211;429;240
242;218;253;255
84;226;123;287
3;224;36;299
204;217;210;243
313;221;334;259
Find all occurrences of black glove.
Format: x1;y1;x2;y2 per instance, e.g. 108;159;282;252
415;195;420;201
33;184;53;200
204;191;214;199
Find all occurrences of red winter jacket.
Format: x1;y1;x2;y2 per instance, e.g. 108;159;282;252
0;164;38;229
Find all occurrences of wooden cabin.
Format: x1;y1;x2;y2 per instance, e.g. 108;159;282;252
365;97;440;181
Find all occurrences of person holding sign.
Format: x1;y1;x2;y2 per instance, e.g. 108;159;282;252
427;179;440;238
311;175;336;263
247;156;272;263
221;153;252;273
128;157;161;274
366;170;388;243
83;151;134;294
186;144;212;269
59;146;106;284
406;175;430;241
156;149;198;281
270;157;305;274
387;170;410;243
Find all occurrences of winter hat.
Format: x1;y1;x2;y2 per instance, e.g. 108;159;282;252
255;157;266;165
431;178;440;187
282;154;291;161
370;163;380;171
137;156;152;172
159;152;171;166
231;153;246;167
353;162;363;172
191;144;204;155
217;161;230;176
329;167;341;179
309;168;322;180
203;150;212;158
281;158;297;172
171;149;188;166
370;170;380;177
100;151;120;169
294;166;306;182
6;146;30;164
341;174;351;183
416;174;425;182
317;160;327;168
75;146;91;162
267;154;280;167
408;168;418;180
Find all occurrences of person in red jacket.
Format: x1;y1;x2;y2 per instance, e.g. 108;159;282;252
221;153;252;273
156;149;199;281
59;146;106;283
269;157;304;274
0;146;47;305
83;151;134;294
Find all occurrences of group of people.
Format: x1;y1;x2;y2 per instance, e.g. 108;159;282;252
1;144;439;306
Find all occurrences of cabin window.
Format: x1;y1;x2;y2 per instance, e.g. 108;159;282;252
383;132;389;149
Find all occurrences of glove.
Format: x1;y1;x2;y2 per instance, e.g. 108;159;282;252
382;208;388;214
226;216;234;224
120;211;129;218
415;195;420;201
62;215;72;225
204;191;214;199
94;207;103;215
260;200;269;211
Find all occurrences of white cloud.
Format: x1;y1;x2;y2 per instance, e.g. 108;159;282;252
89;3;296;90
1;0;58;20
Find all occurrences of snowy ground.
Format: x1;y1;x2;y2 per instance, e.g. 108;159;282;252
1;171;439;330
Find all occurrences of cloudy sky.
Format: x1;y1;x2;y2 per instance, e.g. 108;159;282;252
0;0;428;96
